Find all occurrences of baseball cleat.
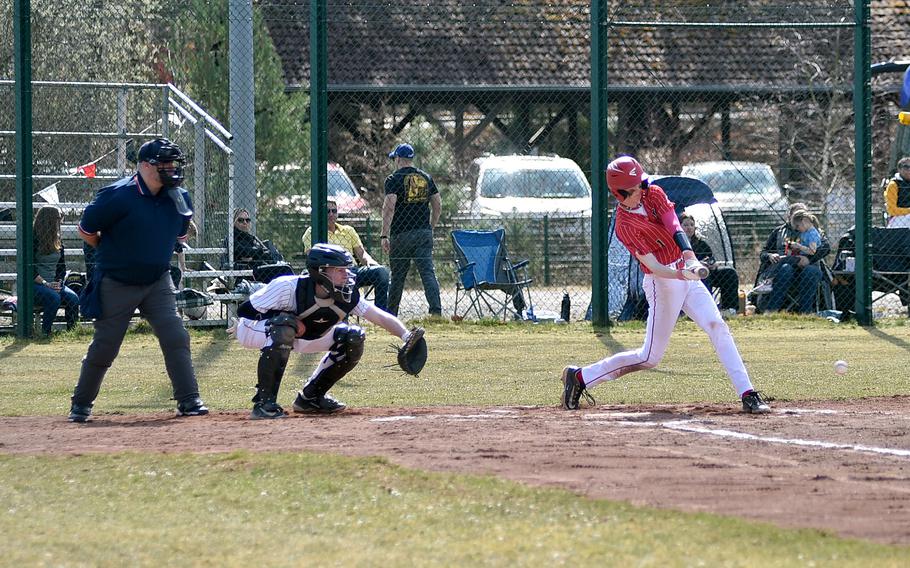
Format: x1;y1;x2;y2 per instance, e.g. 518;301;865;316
561;366;594;410
292;391;347;414
250;401;286;420
741;391;771;414
68;403;93;423
176;397;210;417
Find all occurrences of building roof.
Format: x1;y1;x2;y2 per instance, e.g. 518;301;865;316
259;1;909;92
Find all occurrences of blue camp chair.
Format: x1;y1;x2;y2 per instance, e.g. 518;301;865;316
451;228;533;320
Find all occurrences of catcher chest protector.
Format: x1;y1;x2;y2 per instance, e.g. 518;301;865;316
302;324;365;398
293;276;360;339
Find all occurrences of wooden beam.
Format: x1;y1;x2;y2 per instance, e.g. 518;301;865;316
525;105;570;153
392;105;421;135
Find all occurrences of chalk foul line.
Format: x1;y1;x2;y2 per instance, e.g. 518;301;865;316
658;419;910;459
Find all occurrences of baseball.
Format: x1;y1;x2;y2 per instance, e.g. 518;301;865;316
834;360;848;375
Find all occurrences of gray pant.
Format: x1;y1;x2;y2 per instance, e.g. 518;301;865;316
72;271;199;407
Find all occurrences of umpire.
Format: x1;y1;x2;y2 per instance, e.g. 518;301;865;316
68;138;208;422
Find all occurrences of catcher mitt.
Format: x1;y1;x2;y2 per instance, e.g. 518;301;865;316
397;326;427;376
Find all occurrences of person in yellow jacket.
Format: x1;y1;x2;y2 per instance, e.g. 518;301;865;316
884;156;910;228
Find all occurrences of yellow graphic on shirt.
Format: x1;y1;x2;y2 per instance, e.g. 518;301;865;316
404;174;429;203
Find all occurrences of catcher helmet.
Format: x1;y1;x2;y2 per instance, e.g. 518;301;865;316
138;138;185;189
306;243;356;302
606;156;648;200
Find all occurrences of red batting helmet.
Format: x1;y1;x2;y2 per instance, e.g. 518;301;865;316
605;156;648;200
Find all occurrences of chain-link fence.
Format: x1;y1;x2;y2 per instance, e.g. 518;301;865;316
2;1;907;335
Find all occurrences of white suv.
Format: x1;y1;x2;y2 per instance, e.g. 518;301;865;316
466;154;592;217
680;161;788;212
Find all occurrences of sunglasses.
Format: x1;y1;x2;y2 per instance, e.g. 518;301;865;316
900;165;910;170
236;218;251;223
327;208;338;214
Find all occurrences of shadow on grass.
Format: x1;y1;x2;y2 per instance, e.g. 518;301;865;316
190;336;232;376
593;323;639;354
864;326;910;354
0;339;30;360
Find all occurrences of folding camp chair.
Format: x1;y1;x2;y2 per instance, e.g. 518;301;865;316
451;228;533;321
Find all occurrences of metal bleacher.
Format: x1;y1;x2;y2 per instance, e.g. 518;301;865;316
0;80;245;330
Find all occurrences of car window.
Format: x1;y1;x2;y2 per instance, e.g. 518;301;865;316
328;168;357;198
479;167;589;198
683;165;779;197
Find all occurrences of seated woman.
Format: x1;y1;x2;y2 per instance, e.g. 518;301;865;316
680;213;740;315
32;206;79;335
224;208;283;270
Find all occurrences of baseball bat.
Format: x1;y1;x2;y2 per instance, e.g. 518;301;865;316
693;264;709;279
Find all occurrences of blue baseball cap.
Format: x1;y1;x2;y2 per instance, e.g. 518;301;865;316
388;143;415;159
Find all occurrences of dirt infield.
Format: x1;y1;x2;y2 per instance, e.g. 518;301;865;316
2;397;909;545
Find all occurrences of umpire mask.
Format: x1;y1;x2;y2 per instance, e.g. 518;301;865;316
138;138;186;189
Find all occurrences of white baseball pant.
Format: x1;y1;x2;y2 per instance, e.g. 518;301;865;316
234;318;337;354
581;272;754;397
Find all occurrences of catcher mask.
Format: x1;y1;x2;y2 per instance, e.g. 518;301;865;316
306;243;356;303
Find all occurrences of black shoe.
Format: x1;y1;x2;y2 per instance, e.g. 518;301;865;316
68;403;93;423
292;391;347;414
561;366;594;410
742;391;771;414
250;401;286;420
176;397;210;417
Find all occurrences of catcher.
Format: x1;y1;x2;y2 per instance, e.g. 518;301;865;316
230;243;427;419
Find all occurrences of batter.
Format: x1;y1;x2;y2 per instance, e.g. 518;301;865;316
561;156;771;414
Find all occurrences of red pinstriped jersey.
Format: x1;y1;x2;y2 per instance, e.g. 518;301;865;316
614;184;681;274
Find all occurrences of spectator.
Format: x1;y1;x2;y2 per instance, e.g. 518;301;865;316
381;143;442;317
753;203;831;314
68;138;207;423
680;212;740;316
303;198;390;312
788;210;822;258
32;206;79;335
226;208;283;270
884;156;910;228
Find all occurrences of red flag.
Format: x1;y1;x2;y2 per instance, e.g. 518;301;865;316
77;163;97;178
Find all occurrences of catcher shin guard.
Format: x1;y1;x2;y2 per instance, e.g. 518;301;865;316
253;346;290;403
301;324;365;399
252;315;296;403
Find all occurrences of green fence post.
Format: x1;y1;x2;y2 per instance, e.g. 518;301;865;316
310;0;328;243
854;0;873;326
590;0;610;326
14;0;34;339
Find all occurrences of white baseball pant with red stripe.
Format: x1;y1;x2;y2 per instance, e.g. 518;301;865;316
581;269;755;397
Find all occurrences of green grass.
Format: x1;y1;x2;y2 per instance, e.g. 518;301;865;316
1;451;905;567
1;316;909;416
2;318;910;565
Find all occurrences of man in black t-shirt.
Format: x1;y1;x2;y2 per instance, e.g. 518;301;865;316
380;143;442;316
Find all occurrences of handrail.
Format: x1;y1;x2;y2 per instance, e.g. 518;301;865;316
166;84;233;141
0;79;165;89
0;247;229;256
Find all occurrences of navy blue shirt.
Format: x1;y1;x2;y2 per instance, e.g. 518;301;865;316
79;174;191;285
384;166;438;235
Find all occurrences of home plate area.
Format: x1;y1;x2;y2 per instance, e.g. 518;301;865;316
1;397;909;544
